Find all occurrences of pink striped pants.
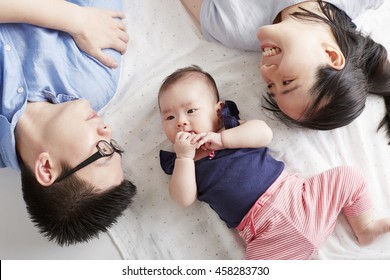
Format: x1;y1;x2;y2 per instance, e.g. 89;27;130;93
236;166;372;260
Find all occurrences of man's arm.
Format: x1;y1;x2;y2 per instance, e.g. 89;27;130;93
0;0;76;27
0;0;128;68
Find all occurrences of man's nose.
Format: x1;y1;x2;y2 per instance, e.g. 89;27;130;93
98;123;112;137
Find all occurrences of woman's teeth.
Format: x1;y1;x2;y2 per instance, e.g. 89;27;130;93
262;47;281;57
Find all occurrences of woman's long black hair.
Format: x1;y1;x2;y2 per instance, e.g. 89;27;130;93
263;0;390;142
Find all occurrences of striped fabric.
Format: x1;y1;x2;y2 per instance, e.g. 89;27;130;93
236;166;372;260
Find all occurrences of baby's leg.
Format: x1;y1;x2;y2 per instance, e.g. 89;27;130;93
319;166;390;245
346;210;390;246
337;167;390;245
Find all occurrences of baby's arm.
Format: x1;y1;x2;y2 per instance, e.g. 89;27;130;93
195;119;273;150
0;0;128;68
169;132;198;207
222;119;273;148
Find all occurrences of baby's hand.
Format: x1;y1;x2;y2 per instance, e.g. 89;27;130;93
192;132;224;151
174;132;198;159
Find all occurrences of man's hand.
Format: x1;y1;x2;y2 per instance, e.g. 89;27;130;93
69;7;129;68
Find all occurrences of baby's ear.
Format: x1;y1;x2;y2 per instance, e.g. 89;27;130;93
215;101;225;118
216;101;224;125
215;101;224;113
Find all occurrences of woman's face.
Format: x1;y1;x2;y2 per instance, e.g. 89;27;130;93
257;4;338;120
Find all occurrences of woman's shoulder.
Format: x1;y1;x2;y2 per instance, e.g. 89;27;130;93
325;0;384;19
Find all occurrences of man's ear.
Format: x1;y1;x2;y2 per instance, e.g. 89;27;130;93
324;43;345;70
34;152;58;187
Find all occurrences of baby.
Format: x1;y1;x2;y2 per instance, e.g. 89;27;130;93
158;65;390;259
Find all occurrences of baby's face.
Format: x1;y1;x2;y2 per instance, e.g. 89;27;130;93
159;78;221;144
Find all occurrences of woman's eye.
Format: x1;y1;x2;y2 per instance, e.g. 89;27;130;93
266;91;275;98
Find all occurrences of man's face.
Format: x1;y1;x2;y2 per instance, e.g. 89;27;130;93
45;99;124;191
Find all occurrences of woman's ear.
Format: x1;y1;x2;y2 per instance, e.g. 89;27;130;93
324;43;345;70
34;152;58;187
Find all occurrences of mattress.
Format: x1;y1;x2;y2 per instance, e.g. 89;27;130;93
102;0;390;259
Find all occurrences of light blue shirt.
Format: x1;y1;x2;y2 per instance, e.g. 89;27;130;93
0;0;122;170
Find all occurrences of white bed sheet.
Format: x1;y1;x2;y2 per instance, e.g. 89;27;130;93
102;0;390;259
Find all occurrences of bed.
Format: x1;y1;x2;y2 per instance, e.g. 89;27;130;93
102;0;390;259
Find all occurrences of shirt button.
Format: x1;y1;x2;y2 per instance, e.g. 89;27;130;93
4;44;11;51
17;87;24;93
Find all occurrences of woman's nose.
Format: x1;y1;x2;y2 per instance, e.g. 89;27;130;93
262;62;278;70
260;63;278;80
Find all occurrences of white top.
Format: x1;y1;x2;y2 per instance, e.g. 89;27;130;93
200;0;384;51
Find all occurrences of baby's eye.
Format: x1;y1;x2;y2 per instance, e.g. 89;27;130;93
166;115;174;121
267;83;273;89
187;109;197;114
283;80;293;86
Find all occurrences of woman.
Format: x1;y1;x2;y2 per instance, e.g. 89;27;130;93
181;0;390;142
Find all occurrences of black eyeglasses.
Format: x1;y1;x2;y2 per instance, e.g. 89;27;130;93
54;139;123;183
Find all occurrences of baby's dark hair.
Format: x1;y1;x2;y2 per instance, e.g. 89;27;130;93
158;65;220;109
263;0;390;142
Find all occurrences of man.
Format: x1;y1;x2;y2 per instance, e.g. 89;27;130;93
0;0;136;246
